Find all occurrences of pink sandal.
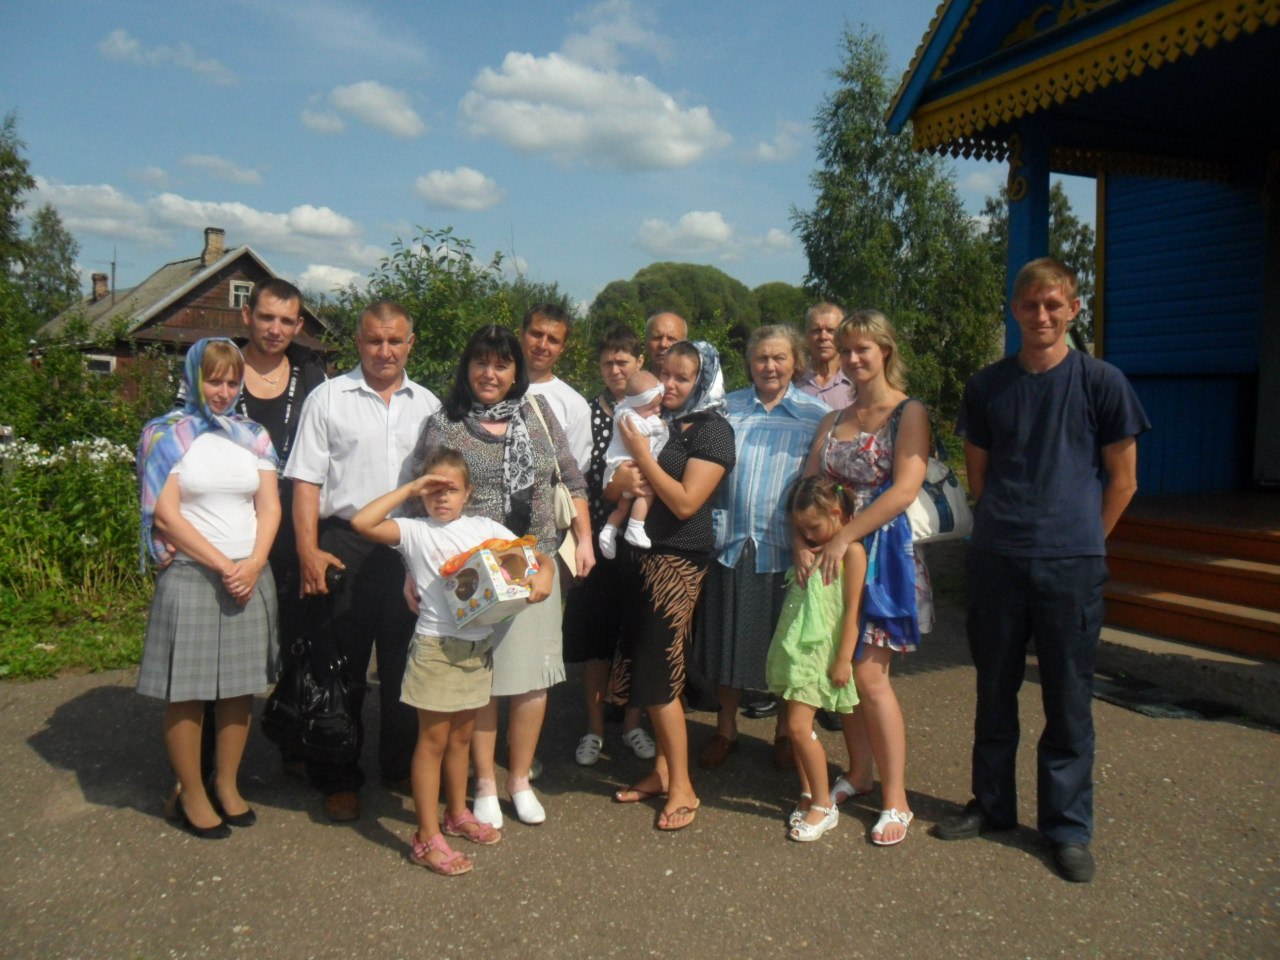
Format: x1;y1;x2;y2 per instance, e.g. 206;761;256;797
410;832;473;876
443;808;502;845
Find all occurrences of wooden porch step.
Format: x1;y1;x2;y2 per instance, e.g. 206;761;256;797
1107;543;1280;611
1110;516;1280;565
1104;581;1280;660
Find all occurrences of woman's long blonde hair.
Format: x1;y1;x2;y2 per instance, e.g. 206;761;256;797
838;309;907;393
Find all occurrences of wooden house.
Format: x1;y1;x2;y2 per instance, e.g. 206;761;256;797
889;0;1280;658
39;227;330;372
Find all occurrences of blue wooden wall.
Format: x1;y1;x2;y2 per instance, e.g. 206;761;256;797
1102;175;1265;494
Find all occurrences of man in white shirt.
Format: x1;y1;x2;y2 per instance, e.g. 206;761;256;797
521;303;592;473
283;300;441;822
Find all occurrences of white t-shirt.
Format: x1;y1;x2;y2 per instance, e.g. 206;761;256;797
172;432;275;559
602;408;669;486
284;367;441;520
393;514;519;641
526;376;592;474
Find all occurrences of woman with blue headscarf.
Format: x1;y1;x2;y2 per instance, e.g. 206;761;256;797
604;340;736;831
136;337;281;839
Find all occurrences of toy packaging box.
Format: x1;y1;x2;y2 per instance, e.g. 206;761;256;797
444;546;539;629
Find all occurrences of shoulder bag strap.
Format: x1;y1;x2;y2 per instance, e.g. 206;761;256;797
526;395;564;484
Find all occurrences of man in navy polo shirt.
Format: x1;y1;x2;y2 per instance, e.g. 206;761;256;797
934;258;1150;883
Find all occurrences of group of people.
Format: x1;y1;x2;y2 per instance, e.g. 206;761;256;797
134;257;1149;883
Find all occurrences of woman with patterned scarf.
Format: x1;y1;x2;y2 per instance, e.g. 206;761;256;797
136;337;281;839
409;325;592;830
604;340;737;832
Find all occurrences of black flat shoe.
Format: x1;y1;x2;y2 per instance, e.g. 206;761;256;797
209;795;257;828
743;697;779;719
173;796;231;840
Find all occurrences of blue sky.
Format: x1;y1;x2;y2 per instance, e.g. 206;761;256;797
2;0;1091;310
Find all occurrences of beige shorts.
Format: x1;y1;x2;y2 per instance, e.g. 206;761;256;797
400;634;494;713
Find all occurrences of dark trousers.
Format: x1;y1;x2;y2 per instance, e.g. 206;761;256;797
304;519;418;794
965;550;1108;844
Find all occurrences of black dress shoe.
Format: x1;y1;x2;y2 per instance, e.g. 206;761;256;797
815;709;844;731
173;796;231;840
209;795;257;828
743;696;779;719
1052;842;1096;883
932;800;1013;841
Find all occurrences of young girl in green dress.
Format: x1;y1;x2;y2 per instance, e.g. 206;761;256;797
765;476;866;842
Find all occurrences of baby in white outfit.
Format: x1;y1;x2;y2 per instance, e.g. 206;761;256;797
598;370;669;559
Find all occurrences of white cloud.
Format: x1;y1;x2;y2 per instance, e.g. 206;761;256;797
132;166;169;188
33;177;385;274
31;177;167;244
301;109;346;134
298;264;361;294
414;167;505;211
244;0;428;67
97;28;236;86
562;0;669;69
636;211;734;255
182;154;263;185
748;121;805;163
151;193;361;240
462;52;728;169
328;81;425;138
959;169;1001;195
754;228;794;253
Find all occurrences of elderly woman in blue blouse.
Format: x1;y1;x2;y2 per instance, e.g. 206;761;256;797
694;325;829;769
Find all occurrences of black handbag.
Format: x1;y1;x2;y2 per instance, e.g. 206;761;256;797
260;568;358;766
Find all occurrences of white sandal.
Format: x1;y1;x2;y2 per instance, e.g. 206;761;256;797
788;793;813;828
789;804;838;842
870;808;913;846
575;733;604;766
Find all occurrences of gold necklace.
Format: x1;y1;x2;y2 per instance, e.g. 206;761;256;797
254;360;288;385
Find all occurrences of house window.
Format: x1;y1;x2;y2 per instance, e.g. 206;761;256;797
230;281;253;309
86;354;117;376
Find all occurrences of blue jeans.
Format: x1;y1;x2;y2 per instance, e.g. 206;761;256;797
965;550;1108;844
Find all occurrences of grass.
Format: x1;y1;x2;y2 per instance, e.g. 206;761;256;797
0;586;148;680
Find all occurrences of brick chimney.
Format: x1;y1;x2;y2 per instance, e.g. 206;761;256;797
201;227;226;266
91;272;109;303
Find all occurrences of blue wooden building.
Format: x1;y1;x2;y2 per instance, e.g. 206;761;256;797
889;0;1279;658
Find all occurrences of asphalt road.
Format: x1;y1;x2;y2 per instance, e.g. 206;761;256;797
2;586;1277;960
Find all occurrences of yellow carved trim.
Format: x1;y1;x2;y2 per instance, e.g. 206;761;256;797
1051;145;1234;180
910;0;1280;153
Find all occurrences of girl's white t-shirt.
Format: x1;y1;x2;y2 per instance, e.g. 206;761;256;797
172;432;274;559
392;514;519;642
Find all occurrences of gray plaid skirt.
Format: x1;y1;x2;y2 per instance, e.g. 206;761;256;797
136;560;279;702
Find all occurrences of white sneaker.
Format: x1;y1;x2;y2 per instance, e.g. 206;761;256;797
598;524;618;560
473;793;503;830
623;519;651;550
575;733;604;766
510;788;546;825
621;727;656;760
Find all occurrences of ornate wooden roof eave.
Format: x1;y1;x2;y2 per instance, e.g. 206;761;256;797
892;0;1280;162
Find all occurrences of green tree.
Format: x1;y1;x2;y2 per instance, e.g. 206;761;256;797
588;262;756;390
17;203;81;331
0;111;35;273
791;28;1003;420
981;182;1097;342
325;227;508;394
754;281;810;327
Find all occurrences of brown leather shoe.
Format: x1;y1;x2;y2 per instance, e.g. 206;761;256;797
772;735;796;771
697;734;740;769
324;791;360;822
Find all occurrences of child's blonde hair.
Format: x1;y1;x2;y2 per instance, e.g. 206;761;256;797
786;475;856;522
